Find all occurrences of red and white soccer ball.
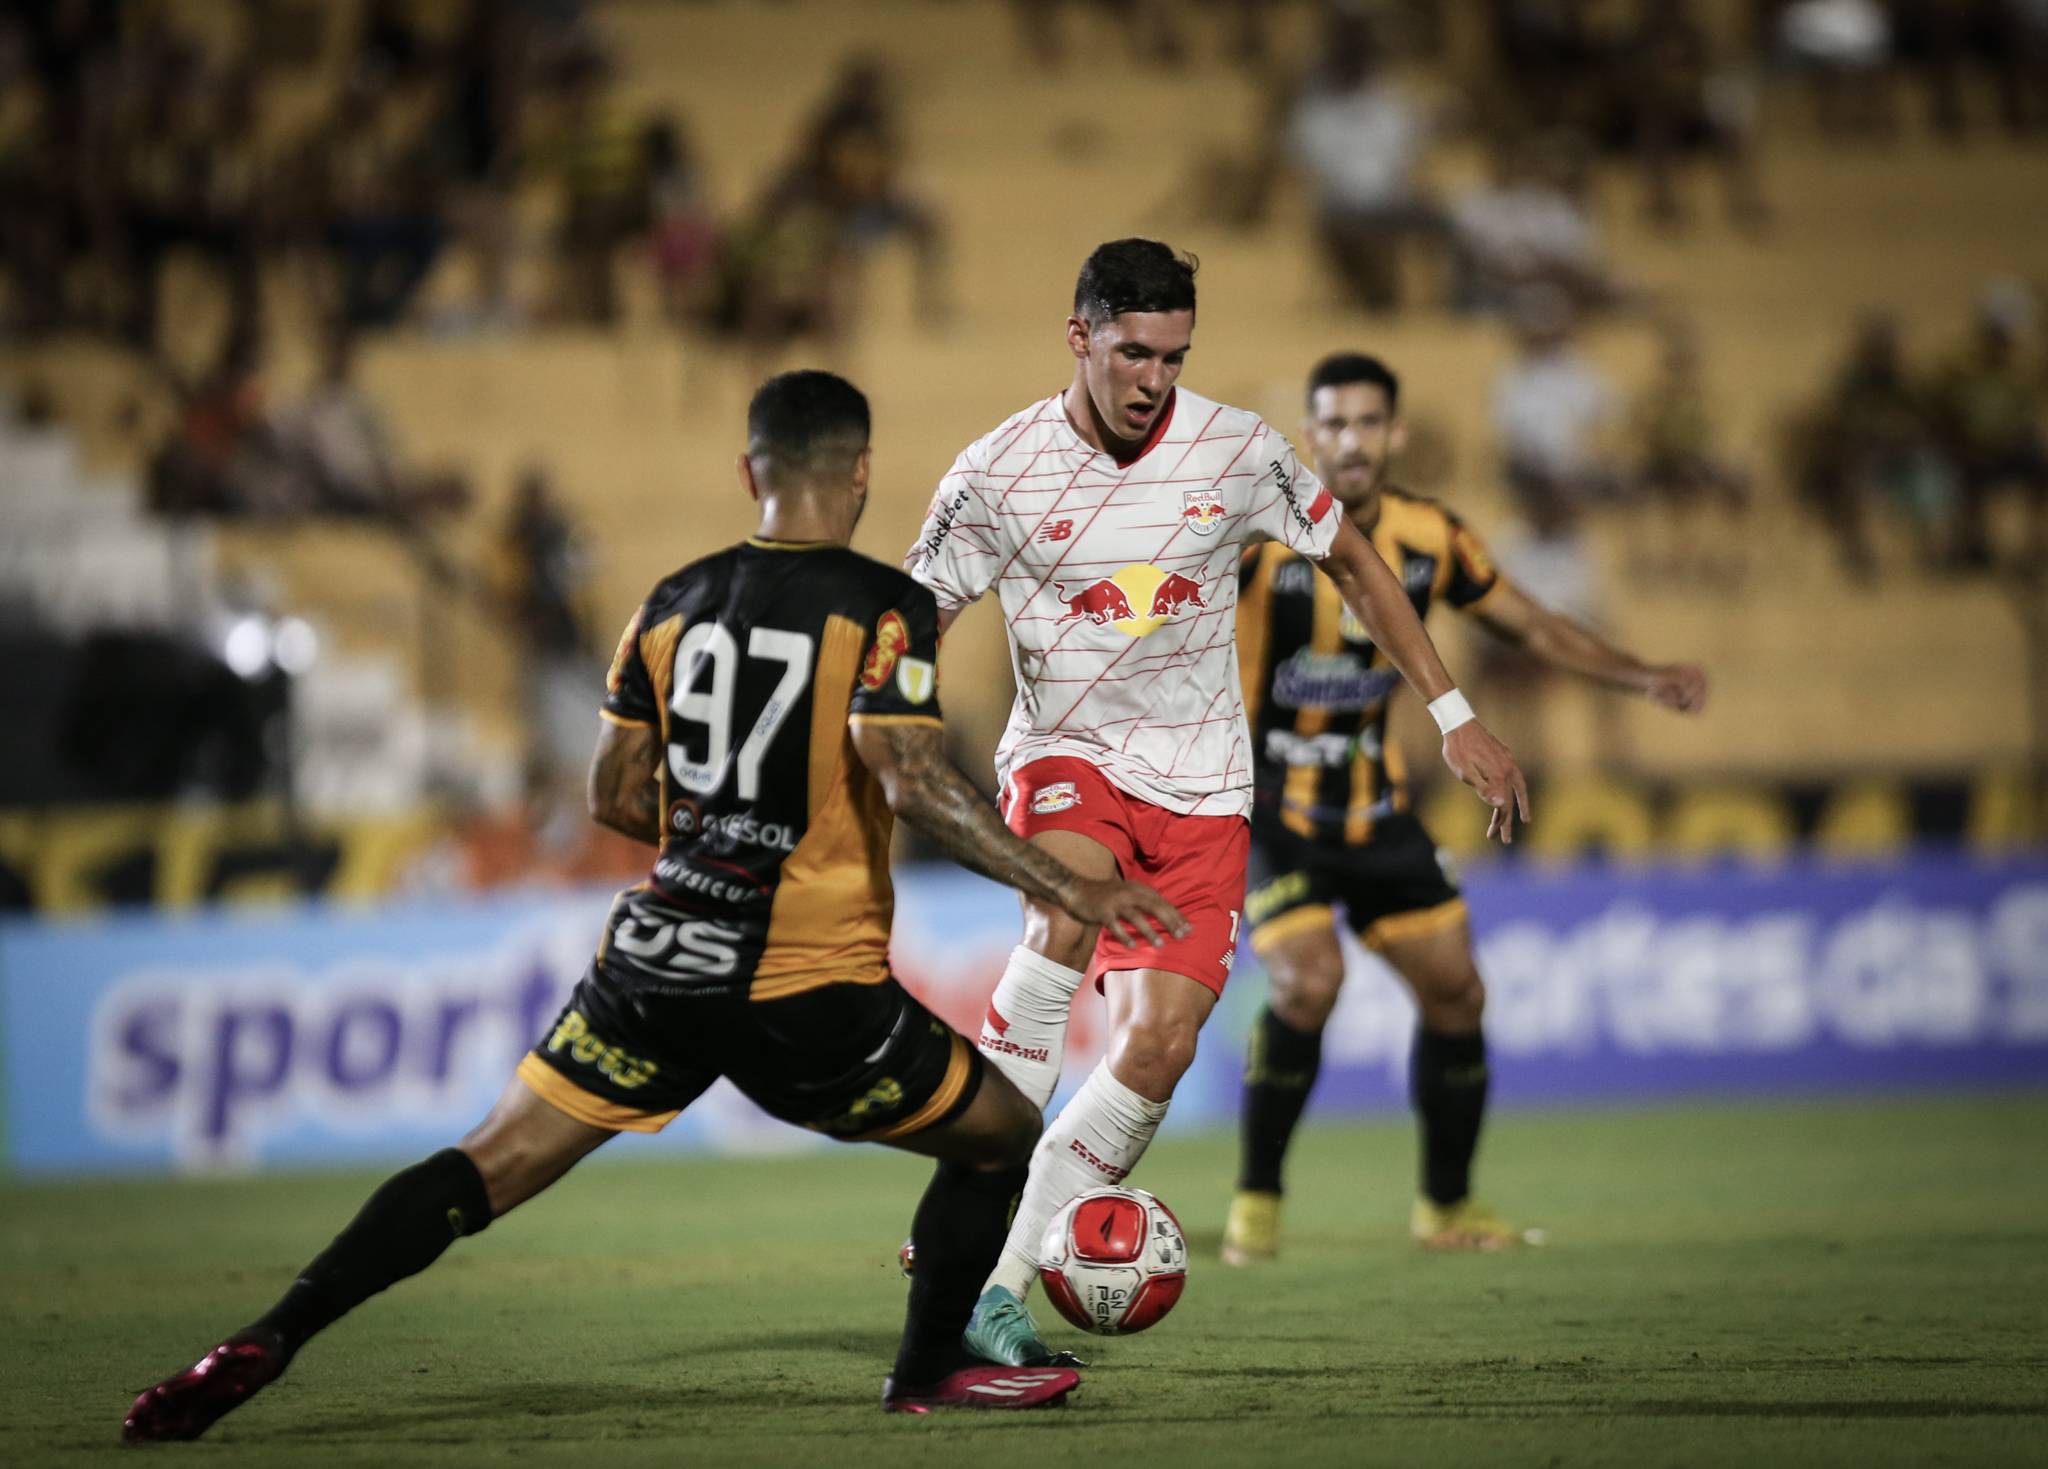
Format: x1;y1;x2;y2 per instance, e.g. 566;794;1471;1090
1039;1186;1188;1336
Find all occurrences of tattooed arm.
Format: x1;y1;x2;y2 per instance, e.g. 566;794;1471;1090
849;717;1187;947
587;720;662;845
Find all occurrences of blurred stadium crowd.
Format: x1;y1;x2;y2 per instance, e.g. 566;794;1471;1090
0;0;2044;916
0;1;945;375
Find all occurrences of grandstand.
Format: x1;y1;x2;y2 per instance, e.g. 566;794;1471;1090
3;0;2044;912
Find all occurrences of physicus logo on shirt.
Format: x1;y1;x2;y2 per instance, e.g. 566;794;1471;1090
1054;565;1207;638
895;656;936;705
1181;489;1226;536
861;611;910;690
1031;781;1080;814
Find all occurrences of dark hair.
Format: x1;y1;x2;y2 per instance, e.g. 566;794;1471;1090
746;370;871;481
1306;352;1400;410
1074;239;1198;324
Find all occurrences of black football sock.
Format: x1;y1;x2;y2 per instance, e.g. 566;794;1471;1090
1411;1027;1490;1206
250;1148;494;1360
1236;1006;1323;1195
893;1161;1029;1385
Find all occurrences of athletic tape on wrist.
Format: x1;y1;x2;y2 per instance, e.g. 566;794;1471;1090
1428;689;1476;735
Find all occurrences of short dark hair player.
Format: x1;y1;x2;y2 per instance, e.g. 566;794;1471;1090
122;372;1191;1440
908;244;1531;1367
1222;353;1708;1260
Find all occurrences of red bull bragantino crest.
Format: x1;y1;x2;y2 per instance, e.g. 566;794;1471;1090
1055;566;1207;637
1181;489;1226;535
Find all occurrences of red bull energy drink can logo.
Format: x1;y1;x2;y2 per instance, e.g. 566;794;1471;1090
1055;565;1207;637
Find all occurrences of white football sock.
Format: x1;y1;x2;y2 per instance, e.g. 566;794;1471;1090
986;1059;1171;1301
977;945;1084;1111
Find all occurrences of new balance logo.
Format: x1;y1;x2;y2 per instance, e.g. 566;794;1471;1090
1069;1137;1130;1182
1039;519;1074;543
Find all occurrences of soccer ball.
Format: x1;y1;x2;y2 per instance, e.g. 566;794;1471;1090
1038;1186;1188;1336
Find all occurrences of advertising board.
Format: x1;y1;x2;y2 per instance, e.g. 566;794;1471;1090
4;857;2045;1175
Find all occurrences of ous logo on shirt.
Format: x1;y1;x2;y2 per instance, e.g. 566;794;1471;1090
861;611;910;690
1181;489;1225;536
1054;565;1207;638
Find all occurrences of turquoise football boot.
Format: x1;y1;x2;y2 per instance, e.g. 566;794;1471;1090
961;1286;1085;1368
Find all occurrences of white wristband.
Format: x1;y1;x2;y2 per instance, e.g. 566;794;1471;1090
1428;689;1476;735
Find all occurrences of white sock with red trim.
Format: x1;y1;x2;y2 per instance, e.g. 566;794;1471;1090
977;945;1083;1111
985;1059;1171;1301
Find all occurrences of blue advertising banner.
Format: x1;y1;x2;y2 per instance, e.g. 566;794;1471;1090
4;856;2046;1176
1307;856;2048;1113
0;895;813;1176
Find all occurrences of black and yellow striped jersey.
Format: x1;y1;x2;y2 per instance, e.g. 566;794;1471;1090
600;538;943;1000
1237;489;1503;848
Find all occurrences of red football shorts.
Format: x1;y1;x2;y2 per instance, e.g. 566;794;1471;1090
1001;756;1250;997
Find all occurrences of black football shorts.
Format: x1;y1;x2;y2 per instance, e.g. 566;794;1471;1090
517;962;981;1143
1244;811;1466;956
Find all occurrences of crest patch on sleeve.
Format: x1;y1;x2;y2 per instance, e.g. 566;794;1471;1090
861;610;911;690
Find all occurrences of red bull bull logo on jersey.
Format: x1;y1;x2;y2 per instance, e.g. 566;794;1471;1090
1148;573;1206;617
1055;566;1208;638
1054;579;1136;626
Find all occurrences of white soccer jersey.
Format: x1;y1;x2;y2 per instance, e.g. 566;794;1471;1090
908;387;1341;819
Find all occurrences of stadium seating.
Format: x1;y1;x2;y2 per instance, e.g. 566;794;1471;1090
2;0;2042;896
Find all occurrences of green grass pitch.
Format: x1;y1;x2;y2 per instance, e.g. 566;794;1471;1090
3;1093;2044;1468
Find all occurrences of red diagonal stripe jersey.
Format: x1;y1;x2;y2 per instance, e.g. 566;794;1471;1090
907;388;1340;819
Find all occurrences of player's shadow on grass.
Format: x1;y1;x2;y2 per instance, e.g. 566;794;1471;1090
255;1329;906;1438
261;1380;856;1437
644;1328;902;1363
